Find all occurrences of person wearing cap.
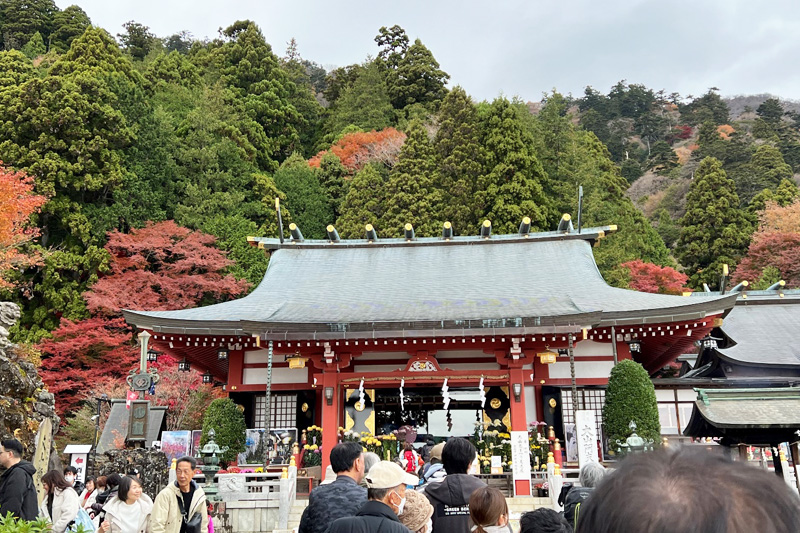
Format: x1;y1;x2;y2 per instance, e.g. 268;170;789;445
421;443;446;485
327;461;418;533
398;490;433;533
299;442;366;533
423;438;487;533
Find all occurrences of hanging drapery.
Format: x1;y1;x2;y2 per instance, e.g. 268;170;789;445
358;378;365;410
442;378;450;410
479;376;486;408
400;378;405;412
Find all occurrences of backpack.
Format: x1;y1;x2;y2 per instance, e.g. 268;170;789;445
68;507;96;533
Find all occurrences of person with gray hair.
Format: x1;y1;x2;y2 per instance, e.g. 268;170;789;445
563;462;606;529
363;452;381;474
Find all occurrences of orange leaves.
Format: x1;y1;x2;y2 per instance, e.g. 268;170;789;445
716;124;735;140
0;162;47;287
733;200;800;287
309;128;406;172
621;260;688;295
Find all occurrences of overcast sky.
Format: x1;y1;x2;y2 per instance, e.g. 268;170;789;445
55;0;800;103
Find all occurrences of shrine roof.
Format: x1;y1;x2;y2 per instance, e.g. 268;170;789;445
122;226;736;339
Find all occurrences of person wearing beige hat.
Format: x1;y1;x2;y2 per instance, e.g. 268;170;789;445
327;461;418;533
398;490;434;533
421;443;446;485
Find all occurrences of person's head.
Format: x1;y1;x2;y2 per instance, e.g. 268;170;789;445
398;489;434;533
578;461;606;488
519;508;572;533
0;439;23;468
442;437;476;474
426;438;435;447
84;477;95;492
175;456;196;491
469;486;508;532
64;466;78;486
363;452;381;474
95;476;108;490
105;473;122;489
365;461;419;516
329;441;365;481
42;470;71;494
429;443;445;465
580;447;800;533
404;442;413;452
118;475;143;504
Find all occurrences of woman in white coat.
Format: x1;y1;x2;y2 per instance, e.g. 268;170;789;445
40;470;81;533
100;476;153;533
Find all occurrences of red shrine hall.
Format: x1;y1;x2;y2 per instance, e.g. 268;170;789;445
123;219;736;495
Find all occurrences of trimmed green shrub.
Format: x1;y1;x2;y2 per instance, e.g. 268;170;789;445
201;398;246;466
0;513;57;533
602;359;661;451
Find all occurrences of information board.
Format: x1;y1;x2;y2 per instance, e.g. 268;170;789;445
576;410;600;467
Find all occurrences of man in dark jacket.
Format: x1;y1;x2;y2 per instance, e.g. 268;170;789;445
327;460;417;533
563;462;606;529
423;437;487;533
299;442;367;533
0;439;38;520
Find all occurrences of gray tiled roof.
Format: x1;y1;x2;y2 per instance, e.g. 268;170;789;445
718;300;800;367
691;388;800;427
123;232;735;337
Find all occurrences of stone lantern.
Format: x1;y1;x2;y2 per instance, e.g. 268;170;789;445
196;428;228;501
615;421;654;457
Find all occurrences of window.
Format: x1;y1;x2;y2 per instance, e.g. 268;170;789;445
254;394;297;429
560;388;606;452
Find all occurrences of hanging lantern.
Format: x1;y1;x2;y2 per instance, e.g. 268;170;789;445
627;339;642;353
286;352;306;369
202;371;213;384
537;350;558;364
217;347;229;360
147;349;159;363
178;359;191;372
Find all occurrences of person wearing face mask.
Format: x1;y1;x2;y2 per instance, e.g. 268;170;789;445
398;490;434;533
64;466;85;495
468;487;511;533
326;461;418;533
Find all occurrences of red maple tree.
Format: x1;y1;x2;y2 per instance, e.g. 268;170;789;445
733;200;800;287
39;221;248;418
0;163;47;288
308;128;406;172
621;260;688;295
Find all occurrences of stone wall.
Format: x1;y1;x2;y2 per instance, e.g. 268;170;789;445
94;448;170;498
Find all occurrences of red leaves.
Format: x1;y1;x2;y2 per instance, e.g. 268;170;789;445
733;200;800;287
309;128;406;172
621;260;688;295
85;220;249;315
0;162;47;287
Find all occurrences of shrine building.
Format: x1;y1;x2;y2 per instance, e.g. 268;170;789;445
123;217;737;495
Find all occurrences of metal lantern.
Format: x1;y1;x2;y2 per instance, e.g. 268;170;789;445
627;339;642;353
178;359;191;372
700;336;718;350
147;349;159;363
202;371;213;384
217;347;229;360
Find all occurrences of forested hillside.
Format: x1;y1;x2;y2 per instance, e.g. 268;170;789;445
1;1;798;432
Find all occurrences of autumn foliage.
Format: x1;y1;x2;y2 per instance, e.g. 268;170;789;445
734;200;800;288
85;220;249;316
621;260;688;295
0;163;47;288
308;128;406;172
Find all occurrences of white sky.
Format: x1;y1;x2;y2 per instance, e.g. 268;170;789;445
55;0;800;103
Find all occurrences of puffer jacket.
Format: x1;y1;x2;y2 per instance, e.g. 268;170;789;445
103;493;154;533
423;473;487;533
150;481;208;533
39;487;80;533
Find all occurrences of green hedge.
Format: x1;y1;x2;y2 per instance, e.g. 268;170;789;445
201;398;247;466
602;359;661;450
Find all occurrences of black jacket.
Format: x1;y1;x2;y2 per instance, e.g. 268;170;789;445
564;486;594;529
423;473;487;533
299;476;367;533
326;501;410;533
0;460;38;520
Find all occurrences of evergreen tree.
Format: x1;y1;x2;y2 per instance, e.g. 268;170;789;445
433;86;483;233
49;5;91;52
0;0;58;50
602;359;661;451
380;120;443;237
748;178;800;214
336;164;388;239
478;98;552;233
202;399;246;466
374;25;409;70
20;31;45;59
677;157;752;289
388;39;449;111
326;60;395;135
272;152;333;239
316;152;349;220
117;20;159;60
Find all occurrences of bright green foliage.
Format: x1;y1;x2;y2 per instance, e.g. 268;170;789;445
750;265;783;290
0;0;57;50
213;21;302;168
145;51;201;88
654;209;680;249
272;152;333;239
677;157;752;289
434;86;484;233
201;214;268;286
336;164;388;238
748;178;800;214
602;359;661;449
50;27;140;80
0;50;34;88
20;31;45;59
316;152;349;219
202;398;247;466
380;120;443;237
117;20;159;60
327;60;395;135
49;5;91;52
254;173;292;239
388;39;449;112
478;98;552;233
0;512;54;533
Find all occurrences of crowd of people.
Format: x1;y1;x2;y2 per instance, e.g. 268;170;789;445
0;439;209;533
300;437;800;533
2;435;800;533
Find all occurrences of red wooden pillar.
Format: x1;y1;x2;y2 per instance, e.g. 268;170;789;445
509;367;531;496
226;349;244;391
320;371;340;473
